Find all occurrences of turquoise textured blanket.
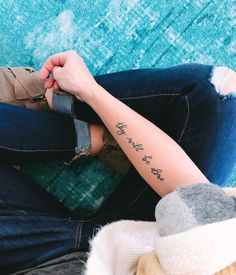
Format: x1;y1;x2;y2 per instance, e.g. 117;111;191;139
0;0;235;215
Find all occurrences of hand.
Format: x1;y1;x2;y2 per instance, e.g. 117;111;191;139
39;50;98;103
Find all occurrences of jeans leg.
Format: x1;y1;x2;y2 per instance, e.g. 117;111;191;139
75;64;236;185
74;64;236;226
75;66;192;127
0;163;81;274
0;162;72;216
179;66;236;186
97;164;160;219
0;103;76;164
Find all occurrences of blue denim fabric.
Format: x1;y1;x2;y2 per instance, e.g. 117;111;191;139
0;63;235;274
52;91;75;116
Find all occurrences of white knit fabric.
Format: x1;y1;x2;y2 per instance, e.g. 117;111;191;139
85;221;157;275
85;188;236;275
155;217;236;275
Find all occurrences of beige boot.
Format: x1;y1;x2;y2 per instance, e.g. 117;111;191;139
0;66;49;111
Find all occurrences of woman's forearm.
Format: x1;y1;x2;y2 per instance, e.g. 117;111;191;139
39;51;208;196
88;84;209;196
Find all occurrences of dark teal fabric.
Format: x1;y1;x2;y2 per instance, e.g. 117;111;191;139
21;158;124;217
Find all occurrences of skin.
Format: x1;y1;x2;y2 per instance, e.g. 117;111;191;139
217;67;236;96
40;50;209;197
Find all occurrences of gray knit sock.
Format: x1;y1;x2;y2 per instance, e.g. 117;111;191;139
155;183;236;237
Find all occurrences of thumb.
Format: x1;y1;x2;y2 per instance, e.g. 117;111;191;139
52;66;63;80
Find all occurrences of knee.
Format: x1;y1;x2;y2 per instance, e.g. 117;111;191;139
209;66;236;97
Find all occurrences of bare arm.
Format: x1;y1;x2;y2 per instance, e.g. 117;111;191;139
87;84;209;196
40;50;209;197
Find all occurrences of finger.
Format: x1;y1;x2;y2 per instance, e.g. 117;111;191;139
45;88;53;109
53;81;60;90
39;52;66;81
44;77;55;89
52;66;63;79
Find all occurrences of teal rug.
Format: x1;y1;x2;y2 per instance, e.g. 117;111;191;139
0;0;235;215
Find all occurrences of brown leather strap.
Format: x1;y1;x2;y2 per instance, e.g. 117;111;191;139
25;98;50;111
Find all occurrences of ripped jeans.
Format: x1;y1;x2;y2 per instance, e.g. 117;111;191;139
0;63;235;274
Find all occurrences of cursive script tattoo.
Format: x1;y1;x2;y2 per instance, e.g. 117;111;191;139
115;122;127;135
142;155;153;164
126;137;144;152
151;168;164;181
114;122;164;182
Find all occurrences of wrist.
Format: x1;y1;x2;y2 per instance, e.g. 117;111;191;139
80;82;104;106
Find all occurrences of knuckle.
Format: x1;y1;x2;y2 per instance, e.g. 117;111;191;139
69;50;77;55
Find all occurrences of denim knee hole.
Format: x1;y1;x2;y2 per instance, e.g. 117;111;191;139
209;66;236;101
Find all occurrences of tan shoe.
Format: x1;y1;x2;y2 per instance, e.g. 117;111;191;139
0;66;49;111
